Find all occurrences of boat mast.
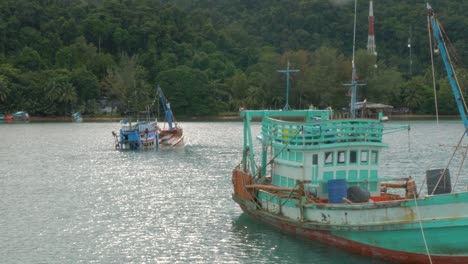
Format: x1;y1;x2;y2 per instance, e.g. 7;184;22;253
350;0;359;118
427;3;468;132
277;61;300;110
157;85;175;132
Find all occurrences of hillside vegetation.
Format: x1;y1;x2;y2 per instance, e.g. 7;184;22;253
0;0;467;116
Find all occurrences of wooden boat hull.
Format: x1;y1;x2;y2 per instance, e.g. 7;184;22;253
159;128;184;147
233;188;468;264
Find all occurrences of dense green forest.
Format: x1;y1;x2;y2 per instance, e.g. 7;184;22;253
0;0;467;117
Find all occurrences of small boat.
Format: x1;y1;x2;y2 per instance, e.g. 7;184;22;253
231;3;468;263
12;111;29;121
112;111;159;150
3;114;13;122
157;85;184;147
72;111;83;122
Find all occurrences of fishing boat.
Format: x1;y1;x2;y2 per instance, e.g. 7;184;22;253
12;111;29;121
112;111;159;150
156;85;184;147
231;3;468;263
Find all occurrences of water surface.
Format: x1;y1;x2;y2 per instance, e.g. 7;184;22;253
0;120;466;263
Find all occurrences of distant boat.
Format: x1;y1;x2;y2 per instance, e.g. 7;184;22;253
231;3;468;263
12;111;29;121
111;84;184;150
3;114;13;121
157;85;184;147
112;111;159;150
72;112;83;122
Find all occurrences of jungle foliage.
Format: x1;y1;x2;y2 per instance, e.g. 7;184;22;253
0;0;467;116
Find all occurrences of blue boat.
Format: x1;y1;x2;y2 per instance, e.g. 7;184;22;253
231;3;468;263
112;111;159;150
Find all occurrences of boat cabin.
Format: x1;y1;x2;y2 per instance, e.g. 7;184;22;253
255;111;386;201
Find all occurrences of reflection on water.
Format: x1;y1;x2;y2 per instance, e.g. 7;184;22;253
231;214;390;264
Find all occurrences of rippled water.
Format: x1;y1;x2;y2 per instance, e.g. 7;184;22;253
0;120;466;263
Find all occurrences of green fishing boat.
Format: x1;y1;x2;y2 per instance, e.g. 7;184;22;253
232;3;468;263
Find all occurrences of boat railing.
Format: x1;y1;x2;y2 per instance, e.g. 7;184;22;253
261;118;384;146
121;123;140;132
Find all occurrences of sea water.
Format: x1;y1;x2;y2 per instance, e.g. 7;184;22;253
0;120;466;263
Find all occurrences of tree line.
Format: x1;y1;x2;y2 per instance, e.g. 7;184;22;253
0;0;467;117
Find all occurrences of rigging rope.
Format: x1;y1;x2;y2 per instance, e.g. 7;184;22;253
436;19;468;115
254;125;304;182
431;130;466;195
427;14;439;125
453;144;467;191
448;129;468;191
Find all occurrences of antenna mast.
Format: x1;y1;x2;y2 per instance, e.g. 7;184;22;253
278;61;300;110
367;0;377;56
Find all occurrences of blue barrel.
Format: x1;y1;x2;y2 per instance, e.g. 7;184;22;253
328;179;347;203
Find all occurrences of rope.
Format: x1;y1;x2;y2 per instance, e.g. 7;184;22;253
437;22;468;115
438;19;464;68
427;14;439;125
281;182;301;207
453;145;467;191
238;125;305;213
450;129;468;191
413;195;433;264
431;131;465;195
254;125;304;182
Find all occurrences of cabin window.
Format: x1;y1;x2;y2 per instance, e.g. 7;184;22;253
337;151;346;164
281;150;287;160
349;150;357;164
312;154;318;165
360;150;368;164
325;152;333;165
289;151;296;161
288;178;295;188
371;150;378;164
280;176;287;187
296;152;303;162
273;175;280;185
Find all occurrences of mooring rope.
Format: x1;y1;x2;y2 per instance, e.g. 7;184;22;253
413;195;433;264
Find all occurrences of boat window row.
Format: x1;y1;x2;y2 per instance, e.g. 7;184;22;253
278;149;304;162
325;150;378;166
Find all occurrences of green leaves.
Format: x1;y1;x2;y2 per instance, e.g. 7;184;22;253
0;0;467;116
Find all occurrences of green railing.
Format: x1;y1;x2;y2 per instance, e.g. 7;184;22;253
261;118;384;147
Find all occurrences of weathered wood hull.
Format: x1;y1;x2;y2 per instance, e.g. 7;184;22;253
159;128;184;147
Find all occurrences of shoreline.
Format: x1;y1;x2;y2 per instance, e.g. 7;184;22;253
26;114;460;122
